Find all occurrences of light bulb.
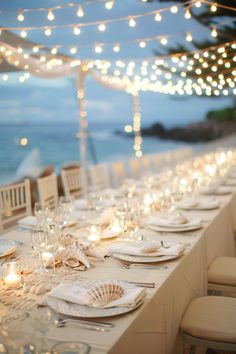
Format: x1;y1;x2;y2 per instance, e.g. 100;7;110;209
73;26;81;35
113;44;120;52
47;10;55;21
20;30;27;38
195;1;202;8
211;28;217;37
70;47;77;54
3;74;8;81
98;23;106;31
185;9;191;19
129;17;136;27
170;5;178;14
186;33;193;42
17;12;25;22
95;44;102;53
139;41;146;48
160;37;168;45
105;0;114;10
155;12;162;21
44;28;52;36
33;46;39;53
51;47;57;55
77;5;84;17
210;3;217;12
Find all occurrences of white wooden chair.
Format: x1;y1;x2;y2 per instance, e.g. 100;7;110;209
129;158;142;178
90;163;110;190
61;167;85;198
152;154;163;171
37;173;58;210
0;179;31;233
111;161;126;187
181;296;236;353
140;155;152;171
174;147;192;163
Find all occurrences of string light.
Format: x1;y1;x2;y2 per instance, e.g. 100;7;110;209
20;30;27;38
170;5;178;14
73;26;81;35
113;44;120;52
44;28;52;36
98;23;106;31
139;41;146;48
160;37;168;45
77;5;84;17
32;46;39;53
210;3;217;12
154;12;162;21
95;44;103;53
195;1;202;8
211;27;218;37
70;47;77;54
129;17;136;27
105;0;115;10
186;33;193;42
17;11;25;22
47;9;55;21
185;8;191;19
51;47;58;55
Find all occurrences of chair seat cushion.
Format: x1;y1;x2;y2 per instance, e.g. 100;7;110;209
181;296;236;343
208;257;236;285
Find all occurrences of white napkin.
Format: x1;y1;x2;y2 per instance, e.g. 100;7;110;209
18;215;37;229
110;241;184;257
200;186;231;195
93;208;116;226
48;281;146;308
177;197;219;210
147;213;201;229
74;199;89;210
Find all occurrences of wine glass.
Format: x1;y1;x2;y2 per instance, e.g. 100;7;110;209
31;228;48;272
34;202;45;228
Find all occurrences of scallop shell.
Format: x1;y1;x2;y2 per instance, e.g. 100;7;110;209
84;283;124;307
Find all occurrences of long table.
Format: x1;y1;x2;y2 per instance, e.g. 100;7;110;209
1;191;236;354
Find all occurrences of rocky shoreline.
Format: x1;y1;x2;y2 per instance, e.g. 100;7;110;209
117;120;236;143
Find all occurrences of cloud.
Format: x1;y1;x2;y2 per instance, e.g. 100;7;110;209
85;99;115;118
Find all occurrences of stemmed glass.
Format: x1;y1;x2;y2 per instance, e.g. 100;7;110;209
31;228;49;273
34;202;45;228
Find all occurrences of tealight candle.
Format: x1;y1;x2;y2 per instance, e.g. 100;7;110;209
3;262;22;289
88;225;100;243
110;218;122;234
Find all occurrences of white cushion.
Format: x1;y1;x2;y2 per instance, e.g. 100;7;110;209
208;257;236;285
181;296;236;342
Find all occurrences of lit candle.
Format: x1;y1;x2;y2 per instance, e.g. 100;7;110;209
88;225;100;242
110;218;122;233
4;273;22;288
41;251;53;263
3;262;22;289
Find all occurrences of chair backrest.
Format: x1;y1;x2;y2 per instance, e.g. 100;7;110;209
152;154;162;171
111;161;126;187
129;158;142;178
141;155;152;171
0;179;31;233
37;173;58;209
61;167;85;198
90;163;110;190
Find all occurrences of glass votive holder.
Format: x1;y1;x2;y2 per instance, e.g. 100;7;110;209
87;225;101;243
2;262;23;289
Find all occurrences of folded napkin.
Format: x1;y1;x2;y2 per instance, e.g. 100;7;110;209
93;208;116;227
177;197;219;210
110;241;184;257
147;213;201;229
48;281;146;308
200;186;231;195
74;199;89;210
18;215;37;229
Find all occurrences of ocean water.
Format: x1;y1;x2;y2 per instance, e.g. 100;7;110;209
0;122;191;184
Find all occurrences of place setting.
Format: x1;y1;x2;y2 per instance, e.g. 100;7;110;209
145;212;203;233
176;196;220;210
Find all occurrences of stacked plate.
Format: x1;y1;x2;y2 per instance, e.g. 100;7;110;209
146;213;202;232
0;239;17;258
177;196;219;210
46;280;146;318
110;240;185;263
199;185;231;196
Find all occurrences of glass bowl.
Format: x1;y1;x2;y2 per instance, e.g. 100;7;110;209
51;341;91;354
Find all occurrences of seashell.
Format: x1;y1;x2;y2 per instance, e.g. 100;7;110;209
35;284;48;295
84;282;124;307
64;258;81;268
61;235;78;247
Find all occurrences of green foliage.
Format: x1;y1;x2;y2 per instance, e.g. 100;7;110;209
206;107;236;121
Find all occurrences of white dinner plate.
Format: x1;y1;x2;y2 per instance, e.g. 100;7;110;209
147;223;202;233
0;239;17;258
112;252;183;263
200;186;231;196
46;295;144;318
100;230;120;240
177;198;219;210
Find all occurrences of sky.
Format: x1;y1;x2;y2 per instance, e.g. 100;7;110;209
0;0;233;128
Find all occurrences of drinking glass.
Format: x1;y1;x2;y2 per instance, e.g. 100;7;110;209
34;202;45;227
30;307;55;354
51;341;91;354
31;228;48;272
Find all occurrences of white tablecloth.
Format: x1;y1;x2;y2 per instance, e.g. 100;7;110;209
1;191;235;354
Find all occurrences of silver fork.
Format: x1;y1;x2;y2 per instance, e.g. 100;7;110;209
122;264;168;270
56;318;111;332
